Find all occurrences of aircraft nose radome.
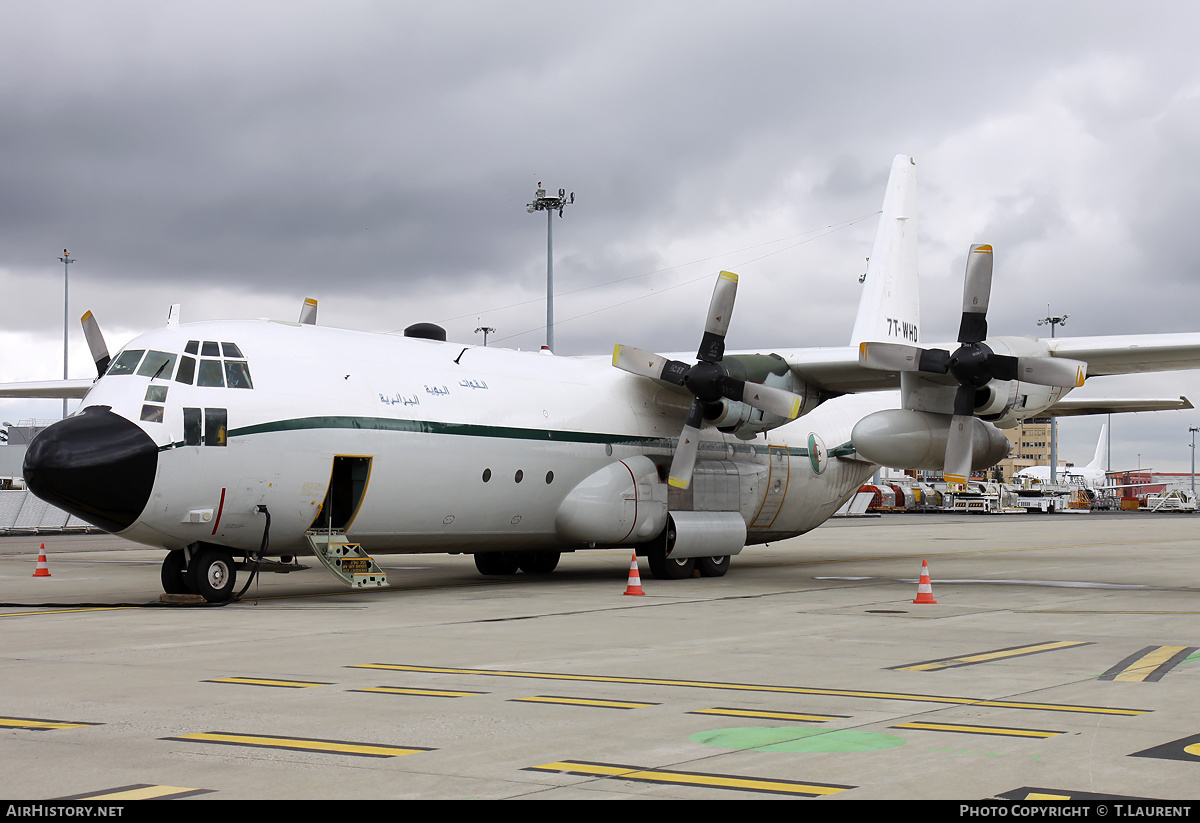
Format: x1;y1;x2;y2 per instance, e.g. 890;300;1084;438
23;406;158;533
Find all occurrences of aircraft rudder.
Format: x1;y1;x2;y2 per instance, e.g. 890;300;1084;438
849;154;921;347
1087;423;1108;470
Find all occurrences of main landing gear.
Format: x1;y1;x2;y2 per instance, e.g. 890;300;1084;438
161;546;238;602
474;550;561;575
644;544;730;580
471;547;731;581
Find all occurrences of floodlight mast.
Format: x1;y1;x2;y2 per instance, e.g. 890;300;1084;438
57;249;75;419
1036;307;1069;484
526;183;574;353
1190;426;1199;499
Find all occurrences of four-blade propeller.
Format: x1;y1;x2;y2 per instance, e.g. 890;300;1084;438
613;271;805;489
859;244;1086;483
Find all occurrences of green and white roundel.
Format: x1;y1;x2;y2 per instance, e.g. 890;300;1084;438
807;432;827;475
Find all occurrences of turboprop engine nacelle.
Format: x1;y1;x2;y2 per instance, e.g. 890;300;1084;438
709;353;822;439
851;409;1011;471
968;336;1071;425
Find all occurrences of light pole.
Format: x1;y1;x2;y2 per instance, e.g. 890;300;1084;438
475;324;496;347
1190;427;1199;499
1037;307;1068;484
57;250;75;419
526;183;574;353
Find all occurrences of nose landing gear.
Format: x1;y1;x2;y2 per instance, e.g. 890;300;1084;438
160;546;237;603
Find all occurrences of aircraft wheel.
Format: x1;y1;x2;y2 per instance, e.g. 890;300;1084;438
474;552;519;575
696;555;730;577
187;547;237;602
516;551;560;574
647;549;694;580
161;550;191;594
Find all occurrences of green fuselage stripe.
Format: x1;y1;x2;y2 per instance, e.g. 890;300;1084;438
230;416;663;445
158;414;850;458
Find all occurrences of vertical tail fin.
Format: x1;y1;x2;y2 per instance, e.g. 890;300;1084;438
850;155;920;346
1086;423;1108;471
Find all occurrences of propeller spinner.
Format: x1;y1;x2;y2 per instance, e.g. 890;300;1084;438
613;271;805;489
859;245;1087;484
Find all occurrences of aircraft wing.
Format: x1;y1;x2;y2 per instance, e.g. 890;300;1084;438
772;332;1200;395
1049;333;1200;376
774;346;898;394
1046;395;1193;417
0;379;93;399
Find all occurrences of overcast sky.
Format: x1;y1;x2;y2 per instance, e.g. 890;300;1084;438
2;1;1199;471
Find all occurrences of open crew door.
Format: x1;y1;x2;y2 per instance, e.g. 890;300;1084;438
305;456;388;589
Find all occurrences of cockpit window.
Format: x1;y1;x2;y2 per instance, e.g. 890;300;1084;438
175;356;196;385
197;360;224;387
107;349;145;375
105;342;252;389
137;351;178;380
224;361;253;389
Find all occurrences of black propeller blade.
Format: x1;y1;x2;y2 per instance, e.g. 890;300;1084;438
81;311;110;378
613;271;804;489
858;244;1087;484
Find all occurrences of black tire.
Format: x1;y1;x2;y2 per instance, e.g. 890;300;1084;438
516;551;560;574
647;548;695;580
474;551;520;575
187;547;237;602
696;555;730;577
161;550;191;594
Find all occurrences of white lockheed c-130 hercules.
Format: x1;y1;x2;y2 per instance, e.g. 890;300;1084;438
8;155;1199;602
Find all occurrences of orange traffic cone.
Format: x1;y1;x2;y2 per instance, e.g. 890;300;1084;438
623;553;644;596
33;543;51;578
912;558;936;604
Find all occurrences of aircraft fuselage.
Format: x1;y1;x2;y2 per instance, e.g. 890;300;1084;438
25;319;886;561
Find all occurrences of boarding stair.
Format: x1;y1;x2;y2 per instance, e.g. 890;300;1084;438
304;530;389;589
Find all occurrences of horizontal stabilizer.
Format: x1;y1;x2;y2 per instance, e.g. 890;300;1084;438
1046;395;1193;417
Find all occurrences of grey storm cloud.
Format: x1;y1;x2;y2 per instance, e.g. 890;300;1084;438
3;0;1200;468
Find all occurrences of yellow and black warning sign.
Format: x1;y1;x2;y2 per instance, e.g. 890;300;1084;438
1099;645;1197;682
1130;733;1200;764
340;557;372;575
997;787;1161;801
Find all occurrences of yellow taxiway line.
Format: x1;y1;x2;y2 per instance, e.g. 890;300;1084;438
353;663;1149;716
166;731;433;758
527;759;852;797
